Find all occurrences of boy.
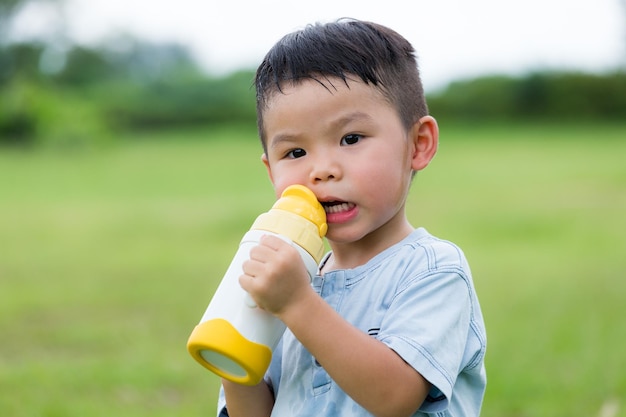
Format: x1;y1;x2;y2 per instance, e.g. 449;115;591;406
218;18;486;417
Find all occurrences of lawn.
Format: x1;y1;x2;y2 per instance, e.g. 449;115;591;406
0;122;624;416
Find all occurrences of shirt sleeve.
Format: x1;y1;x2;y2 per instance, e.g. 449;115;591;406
378;266;473;413
216;385;228;416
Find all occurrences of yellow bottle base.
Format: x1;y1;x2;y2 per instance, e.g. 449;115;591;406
187;318;272;386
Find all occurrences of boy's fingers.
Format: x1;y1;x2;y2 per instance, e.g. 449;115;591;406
259;234;288;250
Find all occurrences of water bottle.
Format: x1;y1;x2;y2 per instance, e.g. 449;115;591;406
187;184;327;386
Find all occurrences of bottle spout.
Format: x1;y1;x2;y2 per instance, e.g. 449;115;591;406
272;185;328;238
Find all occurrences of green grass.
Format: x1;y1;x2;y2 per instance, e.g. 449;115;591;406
1;122;624;416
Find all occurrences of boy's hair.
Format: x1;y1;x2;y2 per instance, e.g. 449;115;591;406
254;18;429;152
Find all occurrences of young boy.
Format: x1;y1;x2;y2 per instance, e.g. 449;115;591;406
218;18;486;417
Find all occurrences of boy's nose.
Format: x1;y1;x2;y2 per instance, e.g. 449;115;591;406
310;156;341;182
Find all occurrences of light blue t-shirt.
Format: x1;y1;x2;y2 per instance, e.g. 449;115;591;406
218;228;487;416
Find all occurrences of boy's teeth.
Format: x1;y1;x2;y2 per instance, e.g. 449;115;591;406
323;202;352;214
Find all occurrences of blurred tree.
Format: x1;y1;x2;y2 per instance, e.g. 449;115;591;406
0;0;65;84
427;71;626;122
92;36;202;84
0;0;23;31
0;0;62;41
52;45;115;85
621;0;626;68
0;42;44;83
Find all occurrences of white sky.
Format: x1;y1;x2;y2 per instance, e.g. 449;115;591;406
11;0;626;91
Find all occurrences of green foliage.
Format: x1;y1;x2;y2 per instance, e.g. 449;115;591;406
54;45;117;85
0;42;46;83
0;41;257;147
0;77;111;148
102;70;256;130
428;71;626;122
2;36;625;149
0;123;624;416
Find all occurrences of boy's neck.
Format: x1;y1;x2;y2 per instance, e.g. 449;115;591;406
323;219;414;272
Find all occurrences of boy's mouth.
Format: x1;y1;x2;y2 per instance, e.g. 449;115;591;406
321;201;356;214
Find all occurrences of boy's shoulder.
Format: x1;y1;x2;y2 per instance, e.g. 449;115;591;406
394;228;469;272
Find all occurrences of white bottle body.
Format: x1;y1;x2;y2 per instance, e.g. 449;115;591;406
199;229;319;351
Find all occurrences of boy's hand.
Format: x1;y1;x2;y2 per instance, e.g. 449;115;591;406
239;234;313;315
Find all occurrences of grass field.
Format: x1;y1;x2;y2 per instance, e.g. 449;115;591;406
1;122;625;417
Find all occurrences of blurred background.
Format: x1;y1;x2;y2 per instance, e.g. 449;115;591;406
1;1;625;416
1;0;625;146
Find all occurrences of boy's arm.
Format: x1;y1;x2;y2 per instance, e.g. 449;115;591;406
240;235;430;417
221;379;274;417
280;289;430;417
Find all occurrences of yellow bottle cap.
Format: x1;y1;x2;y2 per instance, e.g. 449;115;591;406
251;185;327;262
272;185;327;238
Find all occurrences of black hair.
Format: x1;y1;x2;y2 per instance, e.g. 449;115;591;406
254;18;429;151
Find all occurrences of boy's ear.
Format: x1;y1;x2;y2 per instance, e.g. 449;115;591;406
261;153;274;183
410;115;439;171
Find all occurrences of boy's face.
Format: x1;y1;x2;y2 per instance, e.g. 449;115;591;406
261;77;435;246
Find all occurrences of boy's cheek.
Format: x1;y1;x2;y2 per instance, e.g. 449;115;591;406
271;178;305;198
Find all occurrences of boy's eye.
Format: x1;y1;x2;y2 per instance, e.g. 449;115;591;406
287;148;306;159
341;134;361;145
